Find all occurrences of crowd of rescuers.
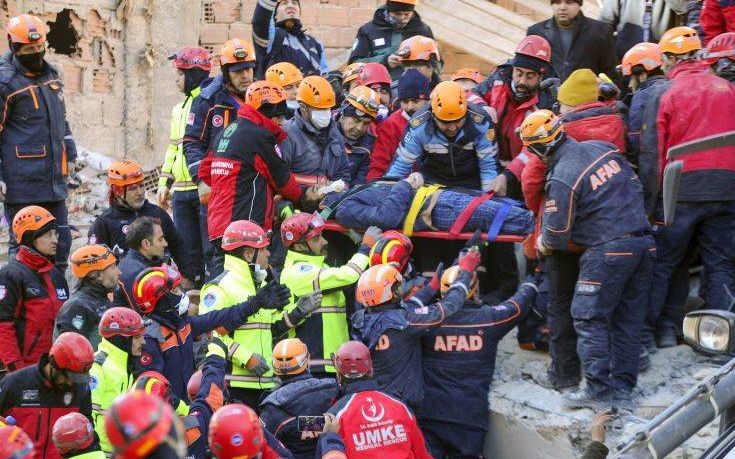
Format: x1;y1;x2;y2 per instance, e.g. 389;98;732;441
0;0;734;458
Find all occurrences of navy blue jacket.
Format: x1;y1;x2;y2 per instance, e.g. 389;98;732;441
416;281;537;428
341;123;376;186
259;373;339;459
350;274;469;406
113;249;158;308
0;52;77;203
183;76;241;181
542;137;650;250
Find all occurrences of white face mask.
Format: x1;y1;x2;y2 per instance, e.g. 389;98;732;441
177;293;191;316
286;100;300;110
253;264;268;284
310;109;332;129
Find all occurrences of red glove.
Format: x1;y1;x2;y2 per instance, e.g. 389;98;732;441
458;249;481;273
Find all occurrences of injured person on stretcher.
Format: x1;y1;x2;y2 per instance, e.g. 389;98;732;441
320;172;534;236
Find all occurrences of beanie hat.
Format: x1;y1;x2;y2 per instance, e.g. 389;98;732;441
387;1;415;12
512;54;549;75
259;100;289;119
551;0;582;4
397;69;430;101
557;69;598;107
21;220;58;247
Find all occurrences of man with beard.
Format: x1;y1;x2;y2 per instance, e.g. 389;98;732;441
337;86;381;185
367;69;429;181
349;0;434;80
252;0;327;79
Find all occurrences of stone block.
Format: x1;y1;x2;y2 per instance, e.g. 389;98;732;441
200;23;229;44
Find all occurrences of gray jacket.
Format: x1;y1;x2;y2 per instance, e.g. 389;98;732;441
279;111;352;184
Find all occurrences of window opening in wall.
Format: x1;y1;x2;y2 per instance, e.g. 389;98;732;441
46;9;80;56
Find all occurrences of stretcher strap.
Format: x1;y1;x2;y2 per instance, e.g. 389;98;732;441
486;199;518;242
403;184;443;236
448;192;495;237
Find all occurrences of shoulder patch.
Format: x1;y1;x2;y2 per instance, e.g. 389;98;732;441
486;129;496;142
94;351;108;366
71;315;84;330
298;263;314;273
89;375;98;391
410;111;430;128
202;291;219;309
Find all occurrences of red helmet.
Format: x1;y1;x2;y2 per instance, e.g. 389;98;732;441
705;32;735;64
221;220;271;251
99;307;148;339
52;413;95;455
280;212;325;248
369;230;413;272
169;47;212;71
105;391;186;459
208;404;264;459
356;63;391;88
132;266;183;315
133;371;172;403
515;35;552;63
49;333;94;384
333;341;372;380
186;370;203;401
0;427;34;459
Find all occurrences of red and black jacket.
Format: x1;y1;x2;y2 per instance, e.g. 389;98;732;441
199;104;302;240
0;354;97;459
0;247;68;370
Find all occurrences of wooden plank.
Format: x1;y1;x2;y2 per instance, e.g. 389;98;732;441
428;20;513;64
420;1;526;47
458;0;535;30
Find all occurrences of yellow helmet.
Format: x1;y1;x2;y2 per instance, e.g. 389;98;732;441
431;81;467;121
659;26;702;56
344;85;380;119
518;109;565;158
440;265;478;299
297;75;336;109
265;62;303;87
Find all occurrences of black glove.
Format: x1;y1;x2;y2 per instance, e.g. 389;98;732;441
251;281;291;310
462;229;484;253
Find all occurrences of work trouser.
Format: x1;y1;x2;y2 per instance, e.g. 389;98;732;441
546;251;582;387
420;419;485;458
172;190;210;284
648;202;735;329
5;200;71;272
572;236;655;399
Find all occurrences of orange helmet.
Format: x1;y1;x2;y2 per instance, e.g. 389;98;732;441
440;265;478;299
272;338;310;375
451;68;484;84
397;35;440;62
12;205;56;245
52;413;95;456
659;26;702;56
0;427;34;459
245;81;287;110
208;404;264;459
389;0;418;5
344;85;380;119
518;109;565;158
342;63;366;86
620;42;663;76
6;14;46;44
266;62;303;87
70;245;116;279
107;160;144;187
355;264;403;307
431;81;467;122
219;39;256;67
297;75;336;109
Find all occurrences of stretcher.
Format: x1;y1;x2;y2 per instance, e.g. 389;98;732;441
322;222;525;243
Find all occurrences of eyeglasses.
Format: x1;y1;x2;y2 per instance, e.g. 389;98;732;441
346;93;380;113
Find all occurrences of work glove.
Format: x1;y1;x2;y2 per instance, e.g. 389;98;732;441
157;186;170;211
536;234;552;256
198;182;211;205
245;353;270;376
427;262;445;293
361;226;383;249
462;229;484;253
296;291;323;315
251;281;291;310
458;248;482;273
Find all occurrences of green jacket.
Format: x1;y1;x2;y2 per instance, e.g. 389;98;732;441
159;88;200;192
66;451;106;459
280;249;368;373
200;255;281;390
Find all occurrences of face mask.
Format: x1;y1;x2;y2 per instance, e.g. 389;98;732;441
286;100;300;110
177;294;191;316
16;51;45;72
310;109;332;129
253;264;268;284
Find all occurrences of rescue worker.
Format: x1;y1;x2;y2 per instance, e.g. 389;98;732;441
209;404;295;459
199;220;293;409
368;230;424;300
704;32;735;82
158;47;213;283
259;339;339;459
52;413;104;459
0;206;68;371
0;332;96;459
337;86;381;184
349;0;434;80
89;160;197;284
520;110;655;410
417;269;539;458
184;38;256;215
279;213;382;376
113;217;168;307
0;426;34;459
279;75;352;185
318;341;432;458
351;248;481;407
252;0;327;78
701;0;735;43
199;80;303;275
90;307;148;453
394;35;442;87
133;265;289;408
342;63;365;94
644;26;735;343
367;69;430;181
386;80;498;192
355;63;392;110
266;61;304;119
1;14;77;272
55;245;119;349
451;67;485;92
